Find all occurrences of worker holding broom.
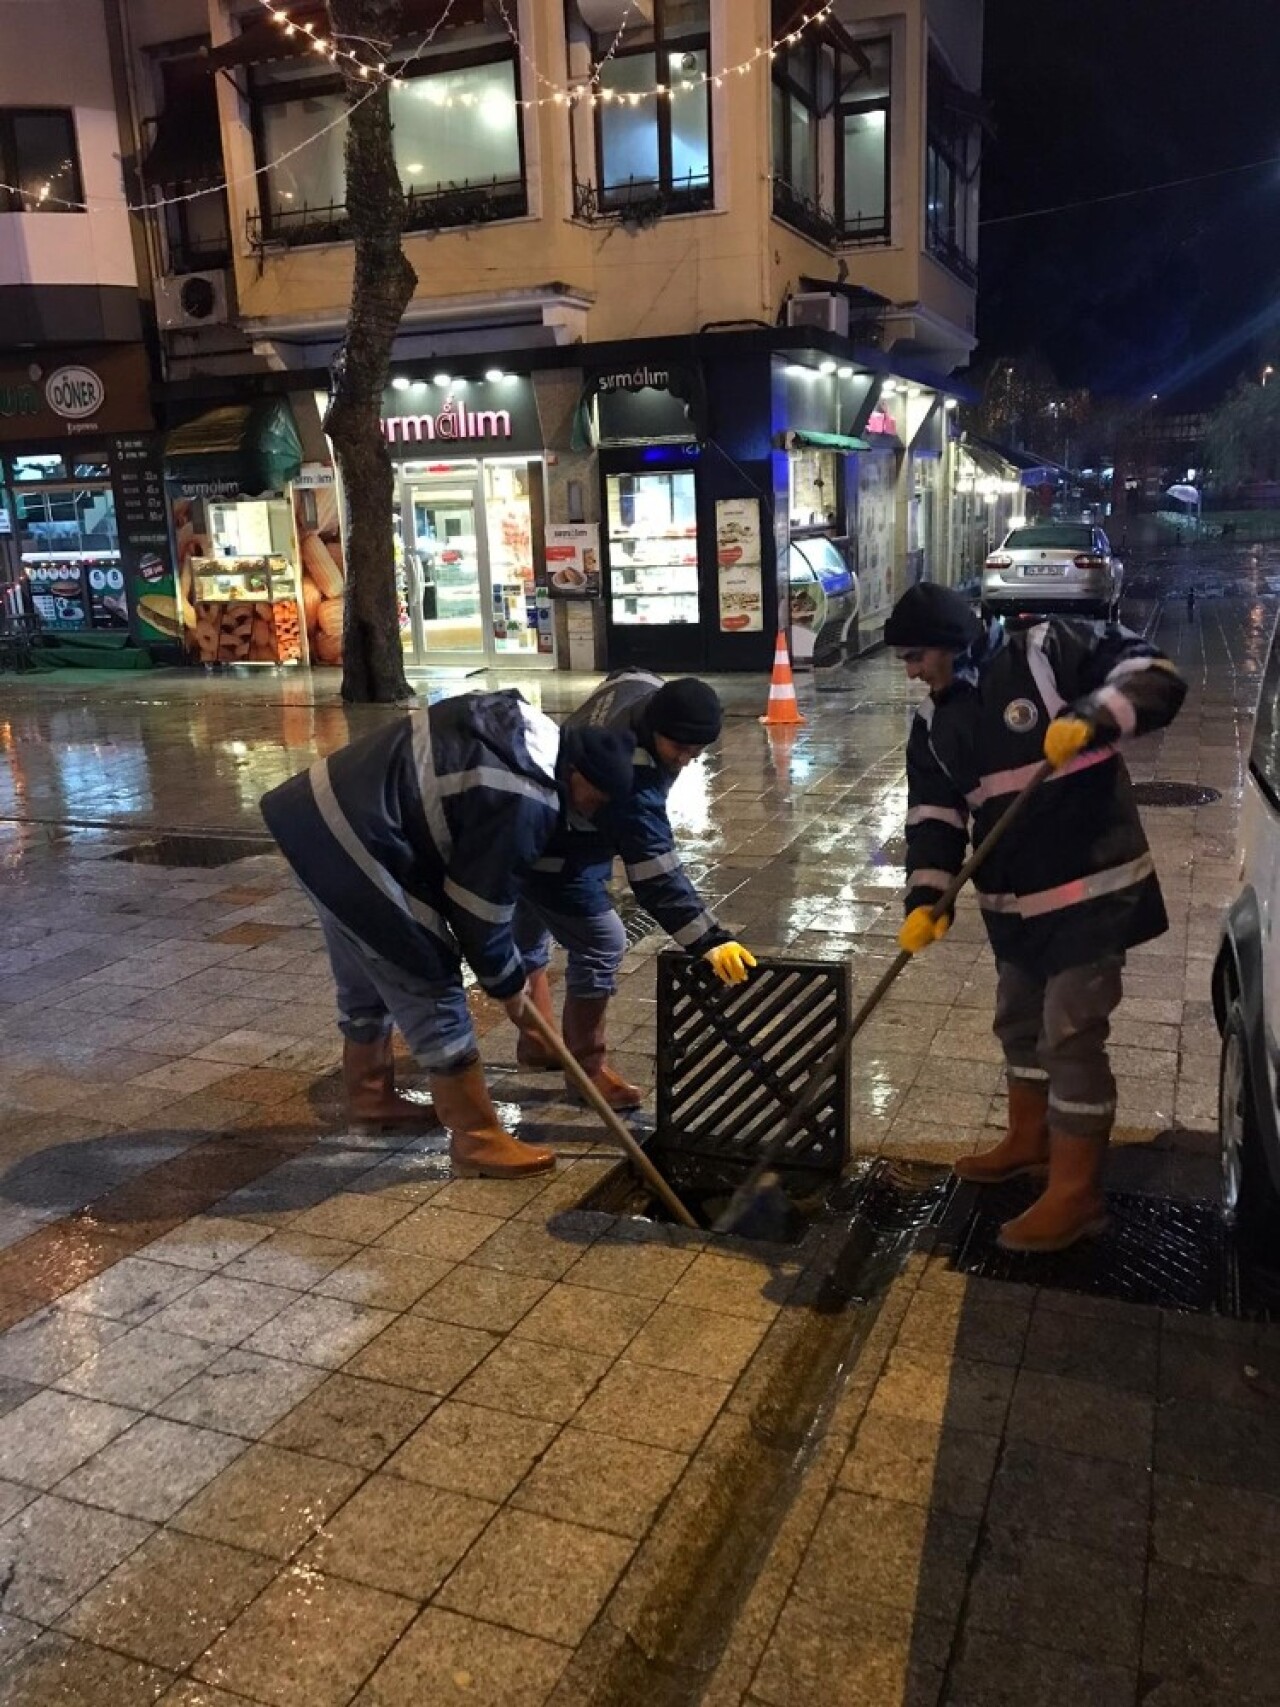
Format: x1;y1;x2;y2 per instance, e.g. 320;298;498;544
513;672;756;1110
885;585;1186;1252
260;689;636;1179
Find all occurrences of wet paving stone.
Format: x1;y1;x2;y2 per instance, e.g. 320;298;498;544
0;569;1275;1698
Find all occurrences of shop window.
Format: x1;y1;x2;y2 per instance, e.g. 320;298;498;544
14;485;119;557
249;5;526;247
771;34;890;248
0;108;82;214
926;54;979;283
567;0;713;218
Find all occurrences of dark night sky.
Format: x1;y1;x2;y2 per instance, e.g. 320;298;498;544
978;0;1280;407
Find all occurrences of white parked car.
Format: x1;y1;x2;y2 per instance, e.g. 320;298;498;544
1215;631;1280;1248
982;521;1123;621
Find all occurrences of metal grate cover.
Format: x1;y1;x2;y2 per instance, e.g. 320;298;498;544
654;950;851;1177
1132;782;1222;808
111;833;274;868
945;1176;1229;1311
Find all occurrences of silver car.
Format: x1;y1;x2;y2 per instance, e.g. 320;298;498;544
981;521;1123;621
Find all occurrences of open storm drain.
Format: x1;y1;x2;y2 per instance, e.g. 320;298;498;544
1132;782;1223;808
111;833;276;868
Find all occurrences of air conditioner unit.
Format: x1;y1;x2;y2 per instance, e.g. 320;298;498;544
155;270;230;331
576;0;653;30
787;292;850;338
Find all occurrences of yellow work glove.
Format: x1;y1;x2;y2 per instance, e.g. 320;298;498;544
1043;715;1093;769
898;906;951;955
705;941;757;985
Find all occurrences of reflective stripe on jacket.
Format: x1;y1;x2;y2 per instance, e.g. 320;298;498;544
903;620;1186;972
261;690;562;999
522;669;727;954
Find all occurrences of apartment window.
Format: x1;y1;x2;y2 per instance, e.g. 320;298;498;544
771;35;890;247
771;42;822;210
926;56;979;282
249;5;526;245
569;0;712;215
0;109;82;214
837;39;890;242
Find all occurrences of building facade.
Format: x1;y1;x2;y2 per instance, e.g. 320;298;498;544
1;0;1001;670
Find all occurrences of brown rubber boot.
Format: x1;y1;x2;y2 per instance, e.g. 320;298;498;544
515;967;558;1071
430;1060;555;1179
562;993;644;1112
344;1036;433;1133
953;1080;1050;1184
997;1130;1110;1253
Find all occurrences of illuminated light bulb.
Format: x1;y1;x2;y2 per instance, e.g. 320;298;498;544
284;22;295;34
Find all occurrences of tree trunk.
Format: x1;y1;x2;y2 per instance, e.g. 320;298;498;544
323;0;417;703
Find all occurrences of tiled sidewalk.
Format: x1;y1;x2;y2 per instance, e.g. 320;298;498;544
0;582;1275;1704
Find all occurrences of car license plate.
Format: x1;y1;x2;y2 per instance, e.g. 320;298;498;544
1024;564;1065;577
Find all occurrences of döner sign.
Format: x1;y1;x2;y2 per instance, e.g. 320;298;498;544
382;408;512;446
45;366;106;421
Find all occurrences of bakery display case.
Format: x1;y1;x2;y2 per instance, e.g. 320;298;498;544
604;469;700;628
186;554;305;665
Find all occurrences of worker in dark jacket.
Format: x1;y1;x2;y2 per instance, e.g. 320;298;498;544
885;585;1186;1252
261;689;636;1179
514;672;756;1110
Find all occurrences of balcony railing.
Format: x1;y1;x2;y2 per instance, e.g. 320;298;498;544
248;177;529;250
772;178;890;250
573;174;713;226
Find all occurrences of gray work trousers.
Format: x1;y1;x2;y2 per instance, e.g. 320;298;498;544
314;903;477;1073
993;956;1124;1139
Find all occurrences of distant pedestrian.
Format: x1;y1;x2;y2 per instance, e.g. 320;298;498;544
886;585;1186;1252
1186;587;1197;617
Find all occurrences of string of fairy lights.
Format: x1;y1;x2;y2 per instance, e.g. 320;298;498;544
260;0;838;108
0;2;836;211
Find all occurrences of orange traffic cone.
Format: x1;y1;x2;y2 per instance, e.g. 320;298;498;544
759;632;806;726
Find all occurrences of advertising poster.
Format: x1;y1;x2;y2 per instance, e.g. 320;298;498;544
545;523;601;599
291;464;346;667
856;450;897;628
715;498;763;632
110;435;181;648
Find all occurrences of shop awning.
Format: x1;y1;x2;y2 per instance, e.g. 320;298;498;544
203;0;484;71
780;429;870;453
141;58;223;189
958;440;1014;481
165;398;303;495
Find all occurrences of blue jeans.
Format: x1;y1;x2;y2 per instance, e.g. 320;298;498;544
315;903;476;1072
514;891;628;999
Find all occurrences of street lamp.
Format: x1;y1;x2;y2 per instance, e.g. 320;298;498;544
1264;366;1275;387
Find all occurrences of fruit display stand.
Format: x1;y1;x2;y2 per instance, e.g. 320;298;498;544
185;556;306;666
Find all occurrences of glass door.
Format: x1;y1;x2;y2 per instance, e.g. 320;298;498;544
408;477;484;656
395;459;552;668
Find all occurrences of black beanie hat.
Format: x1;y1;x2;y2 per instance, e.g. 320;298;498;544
883;584;982;652
559;726;636;801
646;677;724;746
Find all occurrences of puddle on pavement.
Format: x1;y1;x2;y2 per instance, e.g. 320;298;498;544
1132;781;1224;807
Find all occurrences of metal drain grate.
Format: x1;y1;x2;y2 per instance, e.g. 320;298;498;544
655;950;851;1177
615;898;660;949
1132;782;1223;808
111;833;275;868
945;1176;1230;1311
